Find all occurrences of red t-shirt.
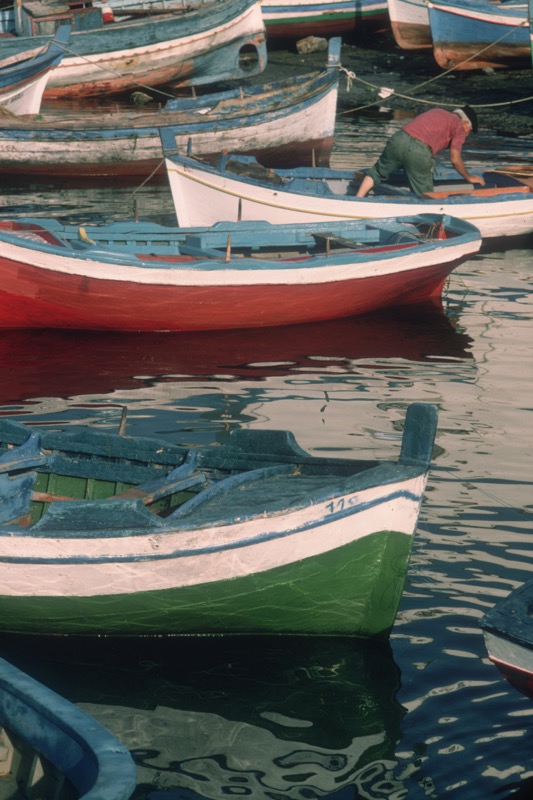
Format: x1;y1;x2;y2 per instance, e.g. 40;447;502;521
402;109;467;155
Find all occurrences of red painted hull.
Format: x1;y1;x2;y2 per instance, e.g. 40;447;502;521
491;658;533;701
433;42;531;70
0;255;461;331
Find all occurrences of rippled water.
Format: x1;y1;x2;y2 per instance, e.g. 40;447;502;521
0;113;532;799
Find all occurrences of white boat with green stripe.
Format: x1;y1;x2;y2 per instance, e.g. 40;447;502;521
0;403;437;638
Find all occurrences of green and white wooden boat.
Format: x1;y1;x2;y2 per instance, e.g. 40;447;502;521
0;403;438;639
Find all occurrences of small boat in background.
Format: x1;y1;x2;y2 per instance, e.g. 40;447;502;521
0;213;480;331
0;655;136;799
0;0;267;98
0;24;69;115
261;0;388;37
428;0;530;70
388;0;432;49
0;37;340;178
0;403;438;638
163;150;533;241
480;579;533;701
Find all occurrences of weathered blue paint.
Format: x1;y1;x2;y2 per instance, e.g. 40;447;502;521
0;0;267;96
0;37;338;176
0;24;69;92
0;656;136;799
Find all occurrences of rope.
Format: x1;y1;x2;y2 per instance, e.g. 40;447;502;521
338;18;533;115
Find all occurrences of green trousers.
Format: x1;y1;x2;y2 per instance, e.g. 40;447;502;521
366;129;436;195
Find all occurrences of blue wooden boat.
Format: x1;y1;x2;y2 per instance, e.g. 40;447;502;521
0;403;438;638
481;580;533;701
0;24;69;115
0;37;340;177
428;0;530;70
0;0;266;98
0;656;136;799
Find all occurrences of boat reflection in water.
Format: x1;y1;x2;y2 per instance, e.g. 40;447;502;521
0;302;472;405
0;636;406;800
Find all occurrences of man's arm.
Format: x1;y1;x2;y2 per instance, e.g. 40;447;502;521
450;147;485;186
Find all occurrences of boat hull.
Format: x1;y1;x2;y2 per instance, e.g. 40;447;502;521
482;630;533;700
0;215;480;331
0;25;68;114
0;403;438;637
0;251;467;330
0;477;426;637
428;0;530;69
262;0;388;37
0;656;136;798
0;51;339;176
165;155;533;240
1;0;267;97
388;0;432;48
481;579;533;701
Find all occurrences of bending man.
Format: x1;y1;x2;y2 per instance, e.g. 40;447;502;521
356;106;485;197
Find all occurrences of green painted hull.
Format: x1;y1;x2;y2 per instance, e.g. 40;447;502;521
0;528;413;638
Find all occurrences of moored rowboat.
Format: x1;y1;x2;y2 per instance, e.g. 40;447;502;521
0;24;69;115
163;150;533;241
481;579;533;701
0;214;481;331
0;402;438;638
428;0;530;70
0;0;267;98
0;37;340;177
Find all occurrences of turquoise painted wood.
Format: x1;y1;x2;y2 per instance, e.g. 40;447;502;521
0;656;136;799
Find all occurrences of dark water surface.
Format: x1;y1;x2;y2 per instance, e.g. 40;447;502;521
0;113;532;799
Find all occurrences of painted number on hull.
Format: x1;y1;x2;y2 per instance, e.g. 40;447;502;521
326;498;345;514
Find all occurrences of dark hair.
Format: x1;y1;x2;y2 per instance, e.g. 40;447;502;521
462;105;478;134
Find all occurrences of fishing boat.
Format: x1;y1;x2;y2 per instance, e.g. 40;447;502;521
387;0;432;49
0;402;438;637
428;0;530;70
0;24;69;115
163;150;533;241
0;0;267;98
0;214;480;331
480;579;533;701
0;37;340;178
103;0;388;36
260;0;388;37
0;656;136;799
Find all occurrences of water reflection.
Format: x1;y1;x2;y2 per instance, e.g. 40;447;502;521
0;636;406;800
0;304;472;405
